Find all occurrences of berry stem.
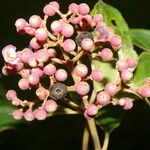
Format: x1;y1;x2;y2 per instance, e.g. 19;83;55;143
72;50;84;63
102;132;110;150
89;89;97;104
63;98;83;113
87;118;102;150
82;125;90;150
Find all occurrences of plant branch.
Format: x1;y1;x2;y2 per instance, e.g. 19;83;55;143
87;118;101;150
82;125;90;150
145;98;150;107
102;132;110;150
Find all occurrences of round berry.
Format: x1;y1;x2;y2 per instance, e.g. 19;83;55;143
91;69;103;81
51;20;62;33
116;60;129;71
81;38;94;51
49;83;68;100
15;18;26;30
99;48;113;61
44;63;56;76
12;109;23;120
69;3;79;13
78;3;90;15
121;69;133;81
104;82;117;96
35;28;48;41
34;108;47;120
36;49;49;63
21;48;34;63
75;81;90;96
28;57;37;68
36;87;47;100
31;68;44;78
30;37;42;50
126;58;138;68
28;74;40;85
74;64;88;77
48;48;56;58
93;14;103;23
119;98;133;110
96;91;111;105
86;104;98;116
24;26;36;36
12;97;22;106
19;69;31;78
18;78;30;90
29;15;42;29
24;110;34;121
55;69;68;81
63;39;76;53
71;17;81;25
43;3;58;16
61;23;74;37
6;90;17;101
139;86;150;98
43;100;58;113
111;35;122;50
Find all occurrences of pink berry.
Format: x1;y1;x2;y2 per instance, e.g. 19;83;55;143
63;39;76;53
75;81;90;96
69;3;79;13
30;37;42;50
111;35;122;50
36;49;49;63
21;48;34;63
81;38;94;51
35;28;48;41
104;82;117;96
12;109;23;120
80;15;93;27
28;74;40;85
74;64;88;77
55;69;68;81
51;20;62;33
49;1;60;9
96;91;111;105
99;48;113;61
61;23;74;37
34;108;47;120
121;69;133;81
31;68;43;78
29;15;42;29
91;69;103;81
24;26;36;36
43;5;56;16
12;97;22;106
126;58;138;68
15;18;26;30
86;104;98;116
139;86;150;98
119;98;133;110
84;110;93;119
6;90;17;101
24;110;34;121
116;60;129;71
44;63;56;75
28;57;37;67
78;3;90;15
48;48;56;58
93;14;103;23
36;87;47;100
43;100;58;113
18;78;30;90
15;62;24;71
71;17;81;25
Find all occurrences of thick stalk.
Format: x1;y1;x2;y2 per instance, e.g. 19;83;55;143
82;125;90;150
102;132;110;150
87;118;101;150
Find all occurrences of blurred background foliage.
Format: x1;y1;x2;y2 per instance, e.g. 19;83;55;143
0;0;150;150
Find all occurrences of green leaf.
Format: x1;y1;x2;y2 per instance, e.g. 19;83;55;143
0;105;22;130
92;58;120;92
129;29;150;51
130;53;150;86
91;1;138;60
95;105;124;133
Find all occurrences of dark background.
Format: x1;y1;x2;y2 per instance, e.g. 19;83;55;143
0;0;150;150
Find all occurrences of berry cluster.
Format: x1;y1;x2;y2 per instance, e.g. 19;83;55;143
2;2;138;121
